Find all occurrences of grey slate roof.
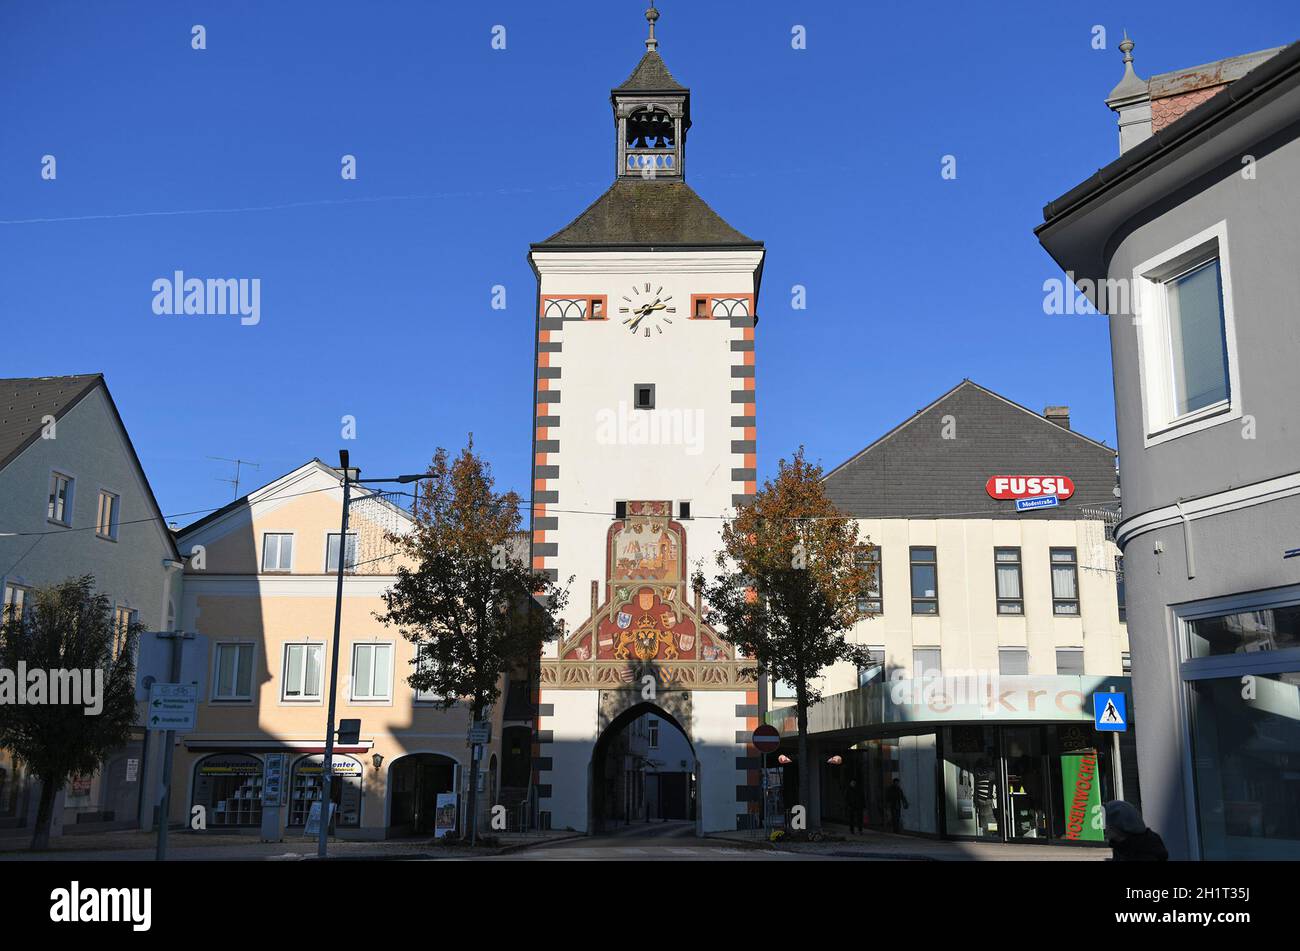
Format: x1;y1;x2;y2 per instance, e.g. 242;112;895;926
614;51;687;92
533;180;760;248
0;374;102;472
822;380;1117;520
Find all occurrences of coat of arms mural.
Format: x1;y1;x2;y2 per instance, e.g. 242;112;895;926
542;501;748;689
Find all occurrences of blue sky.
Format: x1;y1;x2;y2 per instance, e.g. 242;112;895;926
1;1;1293;523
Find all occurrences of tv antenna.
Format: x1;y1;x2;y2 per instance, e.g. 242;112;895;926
209;456;261;499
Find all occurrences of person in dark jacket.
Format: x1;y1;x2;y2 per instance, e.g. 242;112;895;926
886;779;909;833
1104;800;1168;861
845;779;865;834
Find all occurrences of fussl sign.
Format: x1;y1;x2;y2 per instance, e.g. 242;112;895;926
986;476;1075;500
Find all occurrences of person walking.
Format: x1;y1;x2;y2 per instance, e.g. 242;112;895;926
886;778;909;833
1104;800;1168;861
845;778;865;835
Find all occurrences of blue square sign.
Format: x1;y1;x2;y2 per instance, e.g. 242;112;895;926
1093;692;1127;732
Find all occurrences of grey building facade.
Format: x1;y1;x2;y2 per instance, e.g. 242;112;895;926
1036;38;1300;859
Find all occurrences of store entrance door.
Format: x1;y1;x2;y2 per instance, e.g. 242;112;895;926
1001;728;1049;841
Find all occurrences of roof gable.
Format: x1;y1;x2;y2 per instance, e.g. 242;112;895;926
533;180;760;248
823;381;1117;520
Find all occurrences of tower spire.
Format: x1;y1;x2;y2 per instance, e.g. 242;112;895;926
645;1;659;52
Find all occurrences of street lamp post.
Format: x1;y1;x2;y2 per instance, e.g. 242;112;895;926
317;450;427;860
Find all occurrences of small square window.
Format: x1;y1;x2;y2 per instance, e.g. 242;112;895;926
999;648;1029;676
263;533;294;572
614;500;628;520
694;297;709;318
1055;648;1085;676
677;501;691;520
591;298;605;318
634;383;655;410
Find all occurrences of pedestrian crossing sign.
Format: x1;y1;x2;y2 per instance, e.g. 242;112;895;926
1093;692;1127;732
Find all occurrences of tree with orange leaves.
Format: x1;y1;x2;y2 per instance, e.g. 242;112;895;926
377;438;568;840
692;447;875;832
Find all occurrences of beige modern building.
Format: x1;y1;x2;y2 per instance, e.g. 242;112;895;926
765;382;1133;846
169;459;514;840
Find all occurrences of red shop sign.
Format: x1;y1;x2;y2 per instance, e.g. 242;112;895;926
986;476;1075;500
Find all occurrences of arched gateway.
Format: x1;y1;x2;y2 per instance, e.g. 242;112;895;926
526;8;765;835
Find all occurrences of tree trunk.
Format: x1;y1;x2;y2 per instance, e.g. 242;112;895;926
797;689;814;832
30;778;58;851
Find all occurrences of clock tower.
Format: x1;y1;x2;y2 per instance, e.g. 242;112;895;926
526;3;765;834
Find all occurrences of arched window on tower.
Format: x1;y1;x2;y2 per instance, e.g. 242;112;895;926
625;108;677;174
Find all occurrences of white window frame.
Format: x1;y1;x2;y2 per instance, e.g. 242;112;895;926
350;642;393;702
1055;647;1085;676
47;470;75;526
280;642;323;702
1132;220;1241;447
212;642;255;702
325;531;358;574
112;604;137;658
3;582;31;621
414;643;446;703
95;489;121;541
262;532;294;572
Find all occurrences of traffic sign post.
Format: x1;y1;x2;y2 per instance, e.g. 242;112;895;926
1094;688;1128;802
151;630;195;863
751;725;781;839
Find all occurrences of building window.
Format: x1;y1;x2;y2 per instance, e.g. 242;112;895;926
590;297;605;319
677;500;692;520
1121;651;1132;675
857;646;886;686
614;500;628;520
95;490;120;540
994;547;1023;615
773;678;797;700
281;643;323;701
913;647;941;680
213;643;254;701
693;296;709;318
326;532;358;573
1116;555;1127;622
2;584;29;622
262;533;294;572
1055;648;1084;676
47;472;73;525
856;545;882;614
1132;221;1240;444
415;643;444;702
648;719;659;749
998;648;1028;676
351;643;393;701
1050;548;1080;616
1177;589;1300;858
112;606;136;658
633;383;655;410
910;546;938;615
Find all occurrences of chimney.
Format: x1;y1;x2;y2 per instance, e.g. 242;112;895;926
1105;32;1152;154
1044;405;1071;430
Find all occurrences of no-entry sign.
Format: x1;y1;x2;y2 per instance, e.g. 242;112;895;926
751;724;781;753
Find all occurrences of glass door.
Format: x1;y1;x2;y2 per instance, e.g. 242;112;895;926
1002;727;1049;841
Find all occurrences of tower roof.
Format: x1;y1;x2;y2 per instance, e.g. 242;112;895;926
614;50;687;93
532;180;760;248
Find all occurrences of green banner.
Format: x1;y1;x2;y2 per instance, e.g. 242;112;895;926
1060;753;1103;841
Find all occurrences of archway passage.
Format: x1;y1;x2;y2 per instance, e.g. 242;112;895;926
388;753;456;836
590;702;696;835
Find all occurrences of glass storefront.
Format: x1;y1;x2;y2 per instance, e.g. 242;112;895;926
288;754;363;828
192;753;264;827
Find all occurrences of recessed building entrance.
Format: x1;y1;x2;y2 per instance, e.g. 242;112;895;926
589;702;696;835
388;753;457;836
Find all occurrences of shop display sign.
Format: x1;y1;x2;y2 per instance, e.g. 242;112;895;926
434;793;458;838
1060;752;1103;841
985;476;1075;500
263;753;287;805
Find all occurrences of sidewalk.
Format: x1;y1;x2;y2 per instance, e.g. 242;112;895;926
710;823;1109;861
0;828;582;861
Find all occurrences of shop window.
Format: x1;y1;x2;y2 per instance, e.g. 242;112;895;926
910;547;938;615
1050;548;1079;616
288;755;362;828
192;754;263;827
994;547;1023;615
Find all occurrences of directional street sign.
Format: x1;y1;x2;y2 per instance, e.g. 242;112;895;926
1093;692;1127;732
148;683;196;732
468;721;491;745
1016;495;1060;512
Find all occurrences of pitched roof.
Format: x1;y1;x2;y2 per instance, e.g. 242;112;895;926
822;380;1117;520
533;180;760;248
0;373;180;559
614;51;687;93
0;374;103;472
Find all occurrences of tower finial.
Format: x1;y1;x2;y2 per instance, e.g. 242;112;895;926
645;1;659;52
1119;29;1135;65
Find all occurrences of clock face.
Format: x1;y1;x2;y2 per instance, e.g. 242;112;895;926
618;282;676;338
